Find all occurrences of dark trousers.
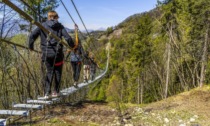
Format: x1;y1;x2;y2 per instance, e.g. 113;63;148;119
71;62;81;82
90;69;96;80
90;64;96;81
44;57;63;95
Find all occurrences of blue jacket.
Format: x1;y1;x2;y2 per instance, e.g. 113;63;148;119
70;52;82;62
70;45;83;62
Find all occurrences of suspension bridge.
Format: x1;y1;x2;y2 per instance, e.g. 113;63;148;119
0;0;110;125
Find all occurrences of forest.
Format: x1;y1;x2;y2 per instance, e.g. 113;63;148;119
91;0;210;105
0;0;209;116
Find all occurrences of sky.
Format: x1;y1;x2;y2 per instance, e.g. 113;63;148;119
0;1;158;31
56;0;158;31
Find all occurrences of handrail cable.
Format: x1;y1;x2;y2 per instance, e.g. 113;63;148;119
0;1;110;124
69;0;102;57
59;0;87;40
0;38;41;53
2;0;74;50
3;0;108;84
60;0;101;61
59;0;75;24
70;0;90;36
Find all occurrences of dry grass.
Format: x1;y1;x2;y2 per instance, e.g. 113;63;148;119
141;85;210;125
12;85;210;126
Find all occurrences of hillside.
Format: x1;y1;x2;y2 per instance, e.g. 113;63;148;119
142;85;210;125
14;85;210;126
1;0;210;125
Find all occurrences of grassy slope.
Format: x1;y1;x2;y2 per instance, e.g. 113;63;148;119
16;85;210;126
138;85;210;125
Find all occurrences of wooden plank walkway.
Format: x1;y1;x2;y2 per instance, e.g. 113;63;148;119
27;100;52;105
0;119;6;126
0;43;110;126
0;110;29;116
13;104;43;110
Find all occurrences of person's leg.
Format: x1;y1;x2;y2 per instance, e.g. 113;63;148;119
71;62;77;81
41;60;46;96
44;58;54;96
71;62;79;87
83;65;87;81
90;69;95;81
75;62;81;81
54;64;63;94
87;65;90;80
90;70;93;80
92;69;96;80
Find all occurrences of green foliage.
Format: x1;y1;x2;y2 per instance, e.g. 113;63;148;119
106;27;113;36
22;0;59;22
1;0;210;108
10;34;27;45
87;78;108;101
98;0;210;104
106;75;123;102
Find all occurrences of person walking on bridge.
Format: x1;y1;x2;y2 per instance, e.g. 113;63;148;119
89;54;99;81
66;24;84;87
83;51;91;83
29;10;75;98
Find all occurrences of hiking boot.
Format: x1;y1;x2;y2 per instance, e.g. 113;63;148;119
85;78;88;83
91;76;95;81
51;91;59;97
44;94;49;99
84;76;89;83
73;81;78;88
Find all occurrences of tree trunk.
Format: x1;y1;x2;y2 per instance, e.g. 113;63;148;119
165;42;171;99
137;75;140;104
199;25;209;87
141;74;144;104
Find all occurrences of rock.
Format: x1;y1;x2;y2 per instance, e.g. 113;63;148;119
164;118;169;123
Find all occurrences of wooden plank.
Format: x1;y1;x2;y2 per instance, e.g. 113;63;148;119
37;97;51;100
0;119;6;126
60;92;70;96
51;98;60;102
37;96;61;102
60;86;78;94
38;96;60;100
26;100;52;105
60;82;89;94
60;75;104;94
0;110;29;116
36;97;60;102
59;50;109;95
13;104;43;110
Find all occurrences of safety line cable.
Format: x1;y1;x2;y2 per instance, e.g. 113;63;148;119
60;0;75;24
70;0;90;36
60;0;100;62
2;0;73;49
69;0;101;60
0;38;41;53
59;0;87;41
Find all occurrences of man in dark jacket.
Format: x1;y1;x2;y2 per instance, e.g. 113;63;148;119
29;11;75;98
